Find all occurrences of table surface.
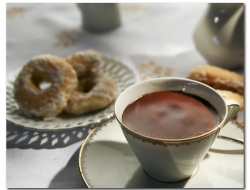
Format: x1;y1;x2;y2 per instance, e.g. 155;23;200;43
6;3;245;188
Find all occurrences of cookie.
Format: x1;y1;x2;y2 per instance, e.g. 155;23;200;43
216;89;244;110
187;65;244;94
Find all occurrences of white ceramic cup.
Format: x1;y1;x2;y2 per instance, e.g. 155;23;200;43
114;77;240;182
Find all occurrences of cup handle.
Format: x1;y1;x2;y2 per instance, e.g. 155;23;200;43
223;100;240;126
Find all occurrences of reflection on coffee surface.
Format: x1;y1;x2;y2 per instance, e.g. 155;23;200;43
122;91;220;139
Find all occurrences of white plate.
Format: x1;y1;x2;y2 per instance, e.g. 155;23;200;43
79;117;244;188
6;56;137;130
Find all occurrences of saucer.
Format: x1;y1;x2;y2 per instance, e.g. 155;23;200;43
78;117;244;188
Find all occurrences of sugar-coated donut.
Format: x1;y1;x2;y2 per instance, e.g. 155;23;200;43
65;72;118;115
216;89;244;110
14;55;78;117
65;49;101;77
187;65;244;94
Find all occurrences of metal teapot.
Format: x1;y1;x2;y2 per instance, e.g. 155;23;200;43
193;3;244;69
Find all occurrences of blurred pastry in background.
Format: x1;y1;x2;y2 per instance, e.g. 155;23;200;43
216;89;244;110
187;65;244;94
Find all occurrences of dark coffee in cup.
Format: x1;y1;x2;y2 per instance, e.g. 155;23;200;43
122;91;220;139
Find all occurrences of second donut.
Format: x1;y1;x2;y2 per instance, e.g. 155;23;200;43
64;72;118;115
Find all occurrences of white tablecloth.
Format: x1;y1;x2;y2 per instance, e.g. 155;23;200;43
6;3;244;188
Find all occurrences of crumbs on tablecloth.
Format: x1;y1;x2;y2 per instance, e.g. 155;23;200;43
233;119;244;129
54;29;85;47
7;8;25;19
139;60;173;80
121;4;149;13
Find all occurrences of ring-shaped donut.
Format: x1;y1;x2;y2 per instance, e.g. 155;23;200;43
64;72;118;115
14;55;78;117
65;50;101;77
